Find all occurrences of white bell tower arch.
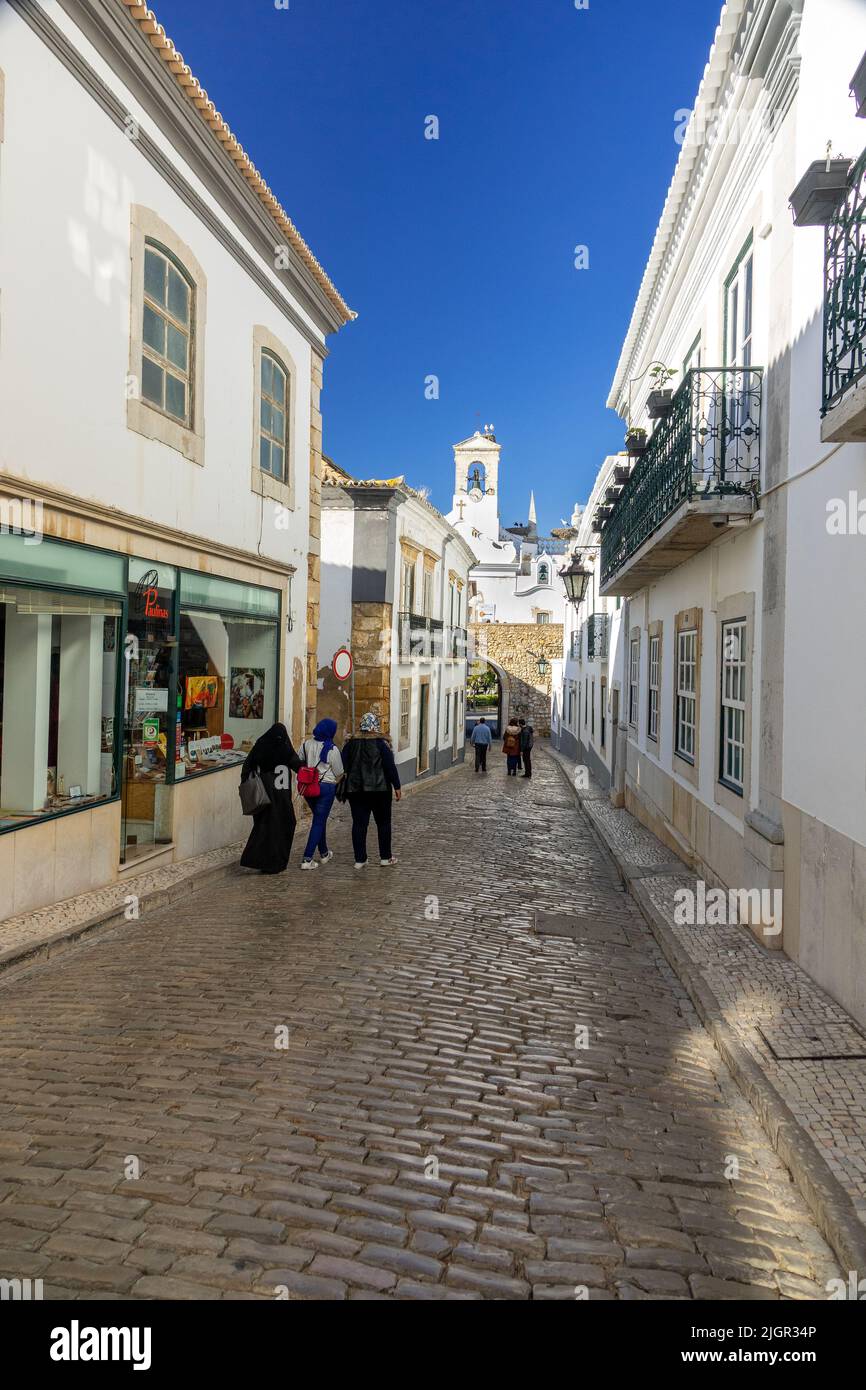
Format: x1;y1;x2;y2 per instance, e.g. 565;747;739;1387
449;429;501;540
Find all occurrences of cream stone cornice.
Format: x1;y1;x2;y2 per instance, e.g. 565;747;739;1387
0;473;296;577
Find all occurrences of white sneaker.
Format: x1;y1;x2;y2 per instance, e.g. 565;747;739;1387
380;857;398;866
300;859;319;871
319;851;334;864
354;861;367;870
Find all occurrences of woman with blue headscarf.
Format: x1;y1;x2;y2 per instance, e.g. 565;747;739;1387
298;717;344;869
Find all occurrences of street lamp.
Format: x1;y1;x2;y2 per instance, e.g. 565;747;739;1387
536;654;550;679
559;555;591;606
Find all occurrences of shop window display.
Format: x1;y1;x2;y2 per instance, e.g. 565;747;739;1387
122;561;177;860
177;575;279;776
0;586;121;829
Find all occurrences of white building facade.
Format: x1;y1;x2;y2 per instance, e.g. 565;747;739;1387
318;466;474;785
445;431;568;625
0;0;352;916
598;0;866;1023
551;457;628;795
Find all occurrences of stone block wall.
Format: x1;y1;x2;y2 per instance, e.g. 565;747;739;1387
470;622;562;735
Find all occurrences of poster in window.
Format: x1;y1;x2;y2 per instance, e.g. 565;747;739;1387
229;667;265;720
185;674;219;710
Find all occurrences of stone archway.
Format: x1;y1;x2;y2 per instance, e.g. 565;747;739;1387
467;655;510;738
469;622;561;736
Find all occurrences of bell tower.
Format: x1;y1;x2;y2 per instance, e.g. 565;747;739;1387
449;428;501;540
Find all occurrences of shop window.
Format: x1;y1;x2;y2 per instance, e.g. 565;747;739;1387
176;573;281;777
259;351;289;481
0;585;121;829
122;560;177;862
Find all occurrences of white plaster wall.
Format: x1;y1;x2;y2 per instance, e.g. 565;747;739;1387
782;0;866;846
318;507;355;666
0;10;315;602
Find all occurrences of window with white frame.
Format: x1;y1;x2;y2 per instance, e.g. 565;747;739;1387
259;351;289;480
675;629;697;761
648;635;660;743
628;638;639;727
444;692;451;739
400;559;415;614
399;679;411;749
719;619;746;793
422;568;434;618
536;611;551;624
142;241;194;425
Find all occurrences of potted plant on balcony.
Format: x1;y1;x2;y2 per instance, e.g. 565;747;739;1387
647;365;676;419
604;485;622;504
851;51;866;119
789;149;854;226
613;463;632;485
625;426;647;457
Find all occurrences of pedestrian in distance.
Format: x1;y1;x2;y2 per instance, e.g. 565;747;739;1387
338;711;401;868
239;722;303;874
470;716;492;773
297;717;344;869
518;717;534;779
502;718;522;776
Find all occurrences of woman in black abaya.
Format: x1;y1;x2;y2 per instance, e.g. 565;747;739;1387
240;722;303;873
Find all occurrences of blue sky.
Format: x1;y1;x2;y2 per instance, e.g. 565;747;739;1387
156;0;722;531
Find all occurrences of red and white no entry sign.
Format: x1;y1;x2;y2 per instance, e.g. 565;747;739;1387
332;648;353;681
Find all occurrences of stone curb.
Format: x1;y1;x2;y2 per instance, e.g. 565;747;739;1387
544;748;866;1281
0;851;245;987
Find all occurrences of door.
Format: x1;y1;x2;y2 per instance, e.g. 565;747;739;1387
417;679;430;774
121;561;177;864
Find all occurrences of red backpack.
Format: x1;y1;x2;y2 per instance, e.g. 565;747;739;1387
297;741;325;798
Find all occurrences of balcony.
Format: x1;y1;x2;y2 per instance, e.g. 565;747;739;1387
397;612;430;659
586;613;609;661
450;626;468;659
822;146;866;442
600;367;762;596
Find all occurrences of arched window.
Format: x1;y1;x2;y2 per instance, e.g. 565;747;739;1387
537;562;550;585
142;240;195;425
259;350;289;480
467;461;486;493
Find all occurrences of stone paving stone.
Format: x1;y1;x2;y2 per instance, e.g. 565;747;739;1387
0;756;842;1300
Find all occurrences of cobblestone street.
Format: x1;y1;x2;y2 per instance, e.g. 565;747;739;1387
0;753;841;1301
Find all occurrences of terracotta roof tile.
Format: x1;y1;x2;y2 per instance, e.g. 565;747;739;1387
116;0;355;325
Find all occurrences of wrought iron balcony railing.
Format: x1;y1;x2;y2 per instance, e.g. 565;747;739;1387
824;146;866;416
600;367;762;590
586;612;609;661
450;627;468;658
398;611;431;658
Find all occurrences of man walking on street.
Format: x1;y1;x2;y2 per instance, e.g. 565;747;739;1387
518;718;534;779
470;717;492;773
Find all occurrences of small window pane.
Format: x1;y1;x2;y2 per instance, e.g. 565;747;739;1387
261;399;273;434
167;266;190;324
260;436;271;473
143;304;166;355
272;408;285;444
271;364;285;406
144;248;166;305
261;354;273;397
166;322;188;371
165;373;186;421
141;356;163;407
271;444;284;480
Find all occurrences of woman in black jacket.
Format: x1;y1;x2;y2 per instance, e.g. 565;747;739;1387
240;722;303;873
339;711;401;868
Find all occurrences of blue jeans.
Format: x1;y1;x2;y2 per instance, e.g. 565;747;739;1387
507;755;521;774
302;782;337;859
